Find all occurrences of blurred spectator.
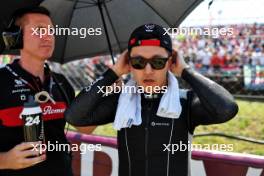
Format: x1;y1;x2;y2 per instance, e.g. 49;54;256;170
211;51;222;72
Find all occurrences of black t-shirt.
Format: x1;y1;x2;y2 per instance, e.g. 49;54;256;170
0;59;75;176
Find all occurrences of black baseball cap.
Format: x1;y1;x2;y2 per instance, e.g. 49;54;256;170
128;24;172;54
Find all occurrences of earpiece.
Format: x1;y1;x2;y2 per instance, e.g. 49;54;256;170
2;18;23;50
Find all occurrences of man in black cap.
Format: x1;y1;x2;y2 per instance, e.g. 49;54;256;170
65;24;238;176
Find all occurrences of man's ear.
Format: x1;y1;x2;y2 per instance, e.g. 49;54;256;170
168;56;173;67
171;50;177;64
168;50;177;66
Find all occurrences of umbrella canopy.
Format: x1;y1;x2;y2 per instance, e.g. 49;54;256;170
1;0;203;64
42;0;203;64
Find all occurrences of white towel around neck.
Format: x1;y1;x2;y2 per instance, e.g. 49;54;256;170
113;71;182;130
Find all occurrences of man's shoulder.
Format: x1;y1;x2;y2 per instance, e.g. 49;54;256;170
51;71;67;79
179;89;194;109
0;65;8;72
0;64;13;78
179;89;190;100
0;65;17;96
51;71;74;90
50;71;75;100
51;71;71;86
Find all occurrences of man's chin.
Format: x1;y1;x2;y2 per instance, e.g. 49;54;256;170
40;48;53;56
36;56;50;61
39;53;52;60
143;82;158;87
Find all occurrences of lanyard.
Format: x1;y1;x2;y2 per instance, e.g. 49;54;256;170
6;65;55;104
6;65;42;92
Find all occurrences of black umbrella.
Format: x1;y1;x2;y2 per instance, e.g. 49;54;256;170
1;0;203;64
41;0;203;64
0;0;43;53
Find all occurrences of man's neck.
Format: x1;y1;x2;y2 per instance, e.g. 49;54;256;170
19;54;45;83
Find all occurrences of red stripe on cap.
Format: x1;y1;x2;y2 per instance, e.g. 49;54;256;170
140;39;160;46
0;102;67;127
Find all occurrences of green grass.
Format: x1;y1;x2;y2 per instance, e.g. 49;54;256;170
193;99;264;155
69;100;264;155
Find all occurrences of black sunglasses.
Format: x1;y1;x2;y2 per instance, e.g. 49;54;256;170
129;56;169;70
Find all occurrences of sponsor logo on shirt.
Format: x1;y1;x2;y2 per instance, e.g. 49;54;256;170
151;121;170;127
12;88;31;94
14;79;25;87
42;105;65;115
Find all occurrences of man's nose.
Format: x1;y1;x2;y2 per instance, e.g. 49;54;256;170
42;33;53;41
144;63;154;74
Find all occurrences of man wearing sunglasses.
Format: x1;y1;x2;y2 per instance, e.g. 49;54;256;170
65;24;238;176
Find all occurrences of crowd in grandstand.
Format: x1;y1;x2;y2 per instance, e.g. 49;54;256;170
173;23;264;75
